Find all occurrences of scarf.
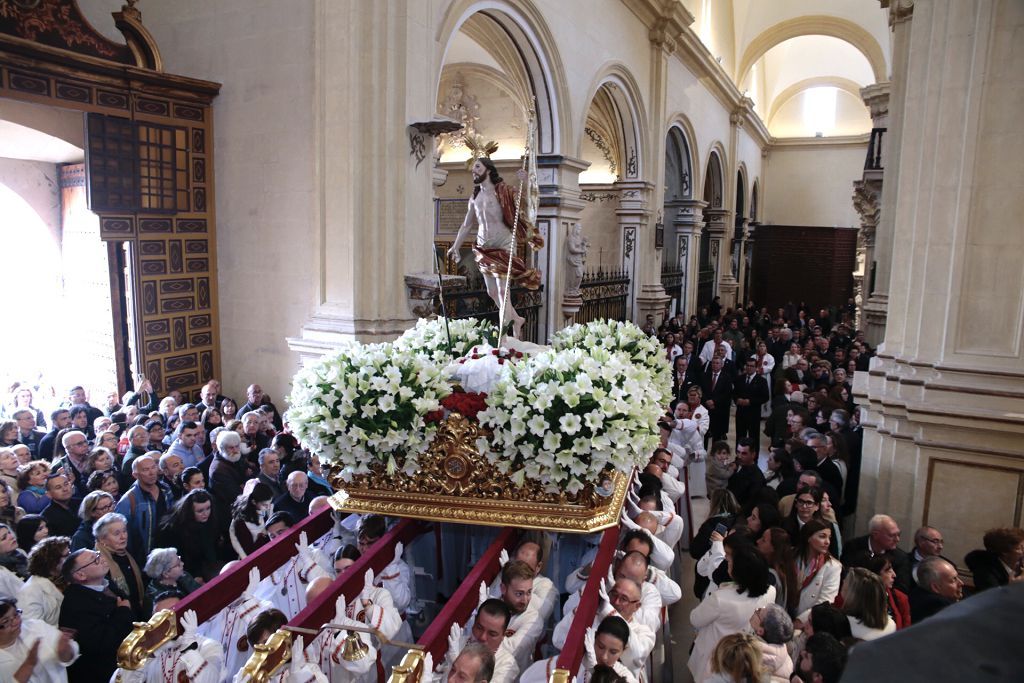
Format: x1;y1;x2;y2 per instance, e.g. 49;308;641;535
25;484;47;497
798;553;826;590
99;545;144;604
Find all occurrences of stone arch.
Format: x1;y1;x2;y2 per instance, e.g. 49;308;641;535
766;76;867;127
737;15;888;86
736;162;748;220
664;116;698;201
750;179;760;222
437;0;571;155
576;63;647;181
702;145;726;209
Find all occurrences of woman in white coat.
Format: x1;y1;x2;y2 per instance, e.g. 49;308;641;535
689;545;776;682
794;519;842;621
20;537;69;626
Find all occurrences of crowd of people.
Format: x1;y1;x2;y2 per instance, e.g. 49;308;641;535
0;300;1020;682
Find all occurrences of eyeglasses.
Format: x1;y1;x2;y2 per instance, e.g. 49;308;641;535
0;609;22;629
68;440;89;448
795;498;817;507
95;502;115;514
922;537;944;545
76;551;103;572
607;589;640;606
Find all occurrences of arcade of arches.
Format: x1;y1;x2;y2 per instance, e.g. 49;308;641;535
0;0;1022;678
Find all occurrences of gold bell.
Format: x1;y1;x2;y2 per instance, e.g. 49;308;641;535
341;630;370;662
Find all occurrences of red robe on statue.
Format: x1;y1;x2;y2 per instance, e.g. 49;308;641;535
473;180;545;290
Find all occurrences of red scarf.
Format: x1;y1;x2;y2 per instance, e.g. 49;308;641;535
800;554;826;590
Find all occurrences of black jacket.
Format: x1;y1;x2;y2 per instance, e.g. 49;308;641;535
727;464;766;509
964;549;1011;592
909;584;955;623
59;583;135;682
842;536;913;594
41;499;80;538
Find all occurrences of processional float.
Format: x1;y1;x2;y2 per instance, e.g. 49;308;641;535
118;114;672;683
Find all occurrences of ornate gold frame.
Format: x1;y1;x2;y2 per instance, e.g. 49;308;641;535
116;609;178;670
326;414;629;533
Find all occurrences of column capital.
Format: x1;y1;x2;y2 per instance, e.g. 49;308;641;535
880;0;914;27
860;81;891;120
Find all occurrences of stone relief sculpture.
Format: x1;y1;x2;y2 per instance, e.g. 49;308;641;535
564;222;590;297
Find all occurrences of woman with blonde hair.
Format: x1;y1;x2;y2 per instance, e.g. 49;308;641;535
708;632;764;683
0;448;18;493
840;566;895;641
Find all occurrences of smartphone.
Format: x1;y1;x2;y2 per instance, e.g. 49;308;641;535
713;522;729;536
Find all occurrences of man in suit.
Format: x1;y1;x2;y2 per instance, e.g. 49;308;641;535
805;433;844;505
727;438;765;508
59;549;135;682
732;358;769;445
909;556;963;623
702;356;733;443
911;526;951;585
841;514;913;593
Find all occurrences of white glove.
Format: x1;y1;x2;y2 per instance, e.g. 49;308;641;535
295;531;314;563
392;541;404;566
499;548;509;567
583;626;597;669
179;609;199;646
599;577;611;605
624;495;641;517
446;621;464;665
361;568;376;602
423;652;435;679
244;567;261;598
478;580;488;607
288;636;308;675
650;510;672;525
620;510;640;530
334;594;348;624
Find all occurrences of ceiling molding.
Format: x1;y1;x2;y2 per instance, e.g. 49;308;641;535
736;15;888;85
769;133;870;150
766;76;868;126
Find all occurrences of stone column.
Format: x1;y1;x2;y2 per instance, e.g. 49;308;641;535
704;208;729;302
673;199;706;319
538;154;588;338
857;0;1024;568
864;1;913;345
614;180;657;322
851;180;880;329
288;0;436;364
734;217;750;307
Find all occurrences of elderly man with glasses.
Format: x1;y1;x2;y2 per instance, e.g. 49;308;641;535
57;549;134;682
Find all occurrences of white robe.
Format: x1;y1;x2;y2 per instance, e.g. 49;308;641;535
110;632;223;683
0;618;78;683
20;575;63;626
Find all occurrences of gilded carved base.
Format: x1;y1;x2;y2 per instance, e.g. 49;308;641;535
325;414;629;533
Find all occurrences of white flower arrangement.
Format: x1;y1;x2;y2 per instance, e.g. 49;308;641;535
477;346;662;494
392;317;497;363
552;319;673;405
286;341;452;477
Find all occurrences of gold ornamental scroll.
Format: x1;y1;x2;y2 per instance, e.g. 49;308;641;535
325;413;630;534
116;608;178;670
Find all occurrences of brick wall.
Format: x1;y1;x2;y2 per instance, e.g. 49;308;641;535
750;225;858;312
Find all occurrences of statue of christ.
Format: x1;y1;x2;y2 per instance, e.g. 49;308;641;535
448;157;544;338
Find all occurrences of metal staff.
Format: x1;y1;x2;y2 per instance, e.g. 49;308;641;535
433;248;454;359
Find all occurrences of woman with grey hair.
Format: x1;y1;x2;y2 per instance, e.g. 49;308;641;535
94;512;146;619
143;547;201;604
70;491;115;551
749;603;794;681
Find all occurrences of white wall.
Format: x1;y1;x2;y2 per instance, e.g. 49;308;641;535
762;142;866;226
80;0;318;404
